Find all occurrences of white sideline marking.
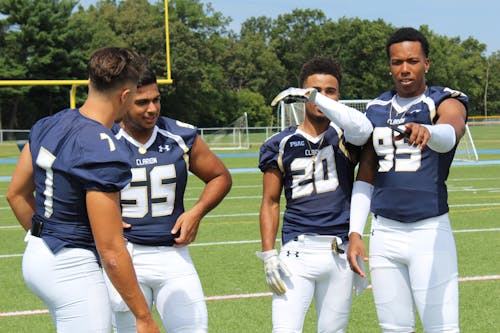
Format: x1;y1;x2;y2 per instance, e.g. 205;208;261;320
2;275;499;318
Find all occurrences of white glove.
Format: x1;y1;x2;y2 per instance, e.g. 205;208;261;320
256;249;291;295
352;256;369;296
271;87;317;106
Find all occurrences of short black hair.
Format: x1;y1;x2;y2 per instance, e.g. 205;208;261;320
137;66;157;88
386;27;430;58
298;56;342;88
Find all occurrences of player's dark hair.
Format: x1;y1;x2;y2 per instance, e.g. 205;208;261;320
137;66;157;88
298;56;342;88
88;47;146;91
386;27;430;58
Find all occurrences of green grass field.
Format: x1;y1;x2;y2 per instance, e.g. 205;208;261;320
1;125;499;332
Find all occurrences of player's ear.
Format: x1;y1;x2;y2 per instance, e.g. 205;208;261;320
119;87;132;105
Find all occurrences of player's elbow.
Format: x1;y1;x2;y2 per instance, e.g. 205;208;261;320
222;171;233;194
5;189;15;207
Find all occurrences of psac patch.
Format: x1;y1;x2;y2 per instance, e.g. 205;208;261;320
289;140;305;147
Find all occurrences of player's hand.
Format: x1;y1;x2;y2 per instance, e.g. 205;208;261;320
395;123;431;150
347;233;368;278
121;221;131;243
136;315;160;333
256;249;291;295
270;87;317;106
171;210;201;247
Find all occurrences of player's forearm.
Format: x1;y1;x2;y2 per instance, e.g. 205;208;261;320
259;203;280;251
191;172;232;218
7;145;36;231
314;93;373;145
349;181;373;237
6;195;35;231
100;247;152;320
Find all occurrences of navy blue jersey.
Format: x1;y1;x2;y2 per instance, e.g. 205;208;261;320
113;117;197;246
259;124;357;245
366;86;468;222
29;108;132;255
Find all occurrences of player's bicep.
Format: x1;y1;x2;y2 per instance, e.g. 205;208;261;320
262;169;282;202
436;98;467;140
356;138;377;184
189;135;230;183
86;191;123;251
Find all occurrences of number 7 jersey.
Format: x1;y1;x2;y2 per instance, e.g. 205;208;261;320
29;108;132;255
113;117;197;246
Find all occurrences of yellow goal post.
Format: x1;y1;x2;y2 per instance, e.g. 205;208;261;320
0;0;172;108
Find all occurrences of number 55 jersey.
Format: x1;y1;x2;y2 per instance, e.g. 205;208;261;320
113;117;197;246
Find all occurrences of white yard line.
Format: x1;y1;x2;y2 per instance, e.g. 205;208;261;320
2;274;499;317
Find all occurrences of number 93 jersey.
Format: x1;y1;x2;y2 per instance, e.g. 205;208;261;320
113;117;197;246
366;86;468;222
259;124;358;245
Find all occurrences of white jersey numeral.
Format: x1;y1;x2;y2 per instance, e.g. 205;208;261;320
121;165;176;218
374;127;421;172
35;147;57;218
100;133;116;151
290;145;338;199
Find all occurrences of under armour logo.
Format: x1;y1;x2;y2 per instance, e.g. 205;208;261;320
158;144;170;152
286;251;299;257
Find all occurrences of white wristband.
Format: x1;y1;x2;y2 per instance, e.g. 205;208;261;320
313;93;373;146
349;181;373;237
422;124;456;153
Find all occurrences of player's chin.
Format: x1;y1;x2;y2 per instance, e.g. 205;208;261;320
312;112;329;122
114;114;124;123
143;116;159;127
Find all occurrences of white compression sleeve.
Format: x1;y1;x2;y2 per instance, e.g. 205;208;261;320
349;181;373;237
422;124;456;153
313;92;373;146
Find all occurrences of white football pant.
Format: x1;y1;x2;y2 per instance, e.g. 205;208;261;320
273;235;355;333
104;243;208;333
22;233;112;332
369;214;459;333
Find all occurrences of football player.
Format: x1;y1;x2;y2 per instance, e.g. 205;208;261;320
105;67;232;333
6;48;160;333
347;27;467;332
258;56;372;332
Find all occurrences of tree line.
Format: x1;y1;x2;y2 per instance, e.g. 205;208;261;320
1;0;499;129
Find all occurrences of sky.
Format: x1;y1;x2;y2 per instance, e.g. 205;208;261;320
79;0;499;54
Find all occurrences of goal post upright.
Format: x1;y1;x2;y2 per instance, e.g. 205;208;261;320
164;0;172;83
0;0;173;107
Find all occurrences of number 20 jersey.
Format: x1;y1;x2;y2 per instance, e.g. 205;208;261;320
366;86;468;222
259;124;357;245
113;117;197;246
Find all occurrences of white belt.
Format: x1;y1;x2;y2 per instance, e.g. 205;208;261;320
293;234;344;253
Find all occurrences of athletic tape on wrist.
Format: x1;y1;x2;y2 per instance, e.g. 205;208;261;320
422;124;456;153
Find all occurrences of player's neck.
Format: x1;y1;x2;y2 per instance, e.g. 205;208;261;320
300;118;329;137
79;92;120;128
79;103;114;128
122;123;154;144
